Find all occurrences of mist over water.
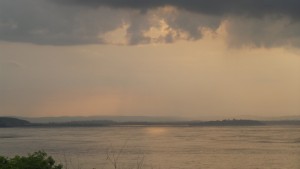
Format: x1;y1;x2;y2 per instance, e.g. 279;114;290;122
0;126;300;169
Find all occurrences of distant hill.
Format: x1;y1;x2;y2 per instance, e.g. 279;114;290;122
2;116;300;128
189;119;265;126
0;117;31;127
264;120;300;125
22;116;181;123
43;120;115;127
237;115;300;121
21;115;300;124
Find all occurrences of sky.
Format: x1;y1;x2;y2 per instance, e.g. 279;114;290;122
0;0;300;119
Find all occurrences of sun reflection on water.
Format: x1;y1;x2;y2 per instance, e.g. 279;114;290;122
144;127;169;135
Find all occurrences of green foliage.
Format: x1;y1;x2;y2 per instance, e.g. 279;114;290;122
0;151;63;169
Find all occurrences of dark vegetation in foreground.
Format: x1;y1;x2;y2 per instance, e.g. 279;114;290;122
1;117;300;128
0;151;63;169
0;150;144;169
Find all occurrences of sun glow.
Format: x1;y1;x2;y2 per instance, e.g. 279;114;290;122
145;127;169;135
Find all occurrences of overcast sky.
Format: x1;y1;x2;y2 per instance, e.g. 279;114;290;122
0;0;300;118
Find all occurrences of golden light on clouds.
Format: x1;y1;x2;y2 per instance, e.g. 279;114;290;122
143;19;189;43
101;23;130;45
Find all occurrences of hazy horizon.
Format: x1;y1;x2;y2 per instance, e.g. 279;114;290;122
7;114;300;123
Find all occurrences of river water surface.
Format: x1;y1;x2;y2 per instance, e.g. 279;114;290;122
0;126;300;169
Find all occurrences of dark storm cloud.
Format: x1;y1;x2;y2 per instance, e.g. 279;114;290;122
0;0;220;45
1;0;300;46
0;0;128;45
56;0;300;18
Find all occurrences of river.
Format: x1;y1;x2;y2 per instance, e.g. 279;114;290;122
0;126;299;169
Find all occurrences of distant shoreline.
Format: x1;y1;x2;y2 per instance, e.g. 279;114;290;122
1;117;300;128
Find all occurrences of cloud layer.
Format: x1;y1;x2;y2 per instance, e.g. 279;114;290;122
1;0;300;46
57;0;300;18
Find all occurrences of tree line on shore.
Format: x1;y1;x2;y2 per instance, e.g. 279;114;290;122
1;117;300;128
